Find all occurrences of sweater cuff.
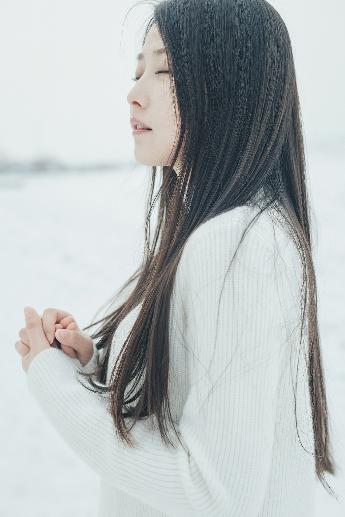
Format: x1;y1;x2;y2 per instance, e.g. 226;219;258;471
26;347;79;399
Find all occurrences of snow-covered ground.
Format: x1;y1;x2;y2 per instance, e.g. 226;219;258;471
1;149;344;516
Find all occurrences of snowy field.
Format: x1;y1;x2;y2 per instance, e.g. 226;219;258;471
1;148;344;516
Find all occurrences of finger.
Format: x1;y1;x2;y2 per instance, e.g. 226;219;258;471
52;324;64;348
60;315;80;330
66;321;78;330
54;329;90;354
15;340;30;357
61;345;78;359
42;308;73;345
24;306;49;349
19;327;29;345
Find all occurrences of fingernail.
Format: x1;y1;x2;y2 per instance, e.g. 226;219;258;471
24;306;34;318
56;329;65;338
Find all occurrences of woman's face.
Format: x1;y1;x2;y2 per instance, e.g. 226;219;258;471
127;24;181;171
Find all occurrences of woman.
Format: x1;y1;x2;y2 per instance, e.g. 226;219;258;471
16;0;337;515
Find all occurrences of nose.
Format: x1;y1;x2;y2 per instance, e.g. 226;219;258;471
127;83;138;105
127;83;148;107
127;89;133;105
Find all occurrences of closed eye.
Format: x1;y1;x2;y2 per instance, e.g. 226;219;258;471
131;71;171;82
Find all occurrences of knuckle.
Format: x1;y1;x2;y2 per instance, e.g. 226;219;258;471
15;340;28;356
61;315;74;326
42;307;55;315
42;308;55;326
19;328;27;341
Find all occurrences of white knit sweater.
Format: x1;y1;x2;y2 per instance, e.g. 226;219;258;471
26;202;317;516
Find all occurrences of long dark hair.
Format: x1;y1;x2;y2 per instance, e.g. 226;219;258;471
78;0;337;496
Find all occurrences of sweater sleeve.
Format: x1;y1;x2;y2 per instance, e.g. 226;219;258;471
26;221;292;516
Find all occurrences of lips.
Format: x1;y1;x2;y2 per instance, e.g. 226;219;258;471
130;117;152;130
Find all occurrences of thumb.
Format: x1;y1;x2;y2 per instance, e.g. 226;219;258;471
54;328;91;353
24;306;49;350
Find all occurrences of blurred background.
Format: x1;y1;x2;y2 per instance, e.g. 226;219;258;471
0;0;344;515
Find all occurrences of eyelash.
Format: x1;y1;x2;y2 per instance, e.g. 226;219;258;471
131;71;171;82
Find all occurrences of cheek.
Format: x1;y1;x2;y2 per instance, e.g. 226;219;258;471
156;105;179;158
159;110;178;140
159;81;179;126
160;95;180;144
150;93;178;142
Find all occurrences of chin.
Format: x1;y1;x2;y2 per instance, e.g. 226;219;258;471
134;144;176;168
134;153;166;168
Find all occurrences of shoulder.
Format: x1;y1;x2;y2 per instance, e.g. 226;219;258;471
180;204;274;269
177;203;302;289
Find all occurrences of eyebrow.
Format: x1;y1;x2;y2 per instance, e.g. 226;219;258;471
136;47;167;61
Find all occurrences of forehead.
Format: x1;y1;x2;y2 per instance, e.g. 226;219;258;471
136;25;167;61
136;47;167;61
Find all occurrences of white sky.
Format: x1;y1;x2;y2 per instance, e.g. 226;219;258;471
0;0;344;164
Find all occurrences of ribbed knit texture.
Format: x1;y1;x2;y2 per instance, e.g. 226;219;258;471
26;203;317;516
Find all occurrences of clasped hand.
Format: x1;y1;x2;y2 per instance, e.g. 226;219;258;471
15;306;94;373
